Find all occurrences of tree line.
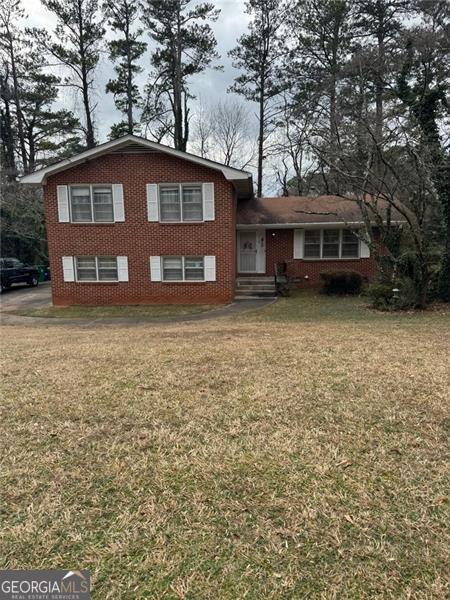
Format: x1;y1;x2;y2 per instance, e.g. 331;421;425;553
0;0;448;304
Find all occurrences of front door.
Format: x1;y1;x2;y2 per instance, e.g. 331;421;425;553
238;230;266;273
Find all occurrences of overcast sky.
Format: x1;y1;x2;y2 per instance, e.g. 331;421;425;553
21;0;253;143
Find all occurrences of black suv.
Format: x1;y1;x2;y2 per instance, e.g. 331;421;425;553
0;258;39;292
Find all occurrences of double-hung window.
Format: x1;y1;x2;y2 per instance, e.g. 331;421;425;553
159;184;203;222
322;230;340;258
70;185;114;222
341;229;360;257
75;256;118;281
304;230;321;258
303;229;359;259
162;256;205;281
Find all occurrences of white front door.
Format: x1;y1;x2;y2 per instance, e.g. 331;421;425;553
238;230;266;273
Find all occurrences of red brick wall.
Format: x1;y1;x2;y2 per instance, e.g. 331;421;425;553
265;228;378;287
44;152;237;305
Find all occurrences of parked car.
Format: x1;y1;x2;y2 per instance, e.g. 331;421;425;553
0;258;39;292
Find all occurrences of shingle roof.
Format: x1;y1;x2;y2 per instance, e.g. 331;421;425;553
237;195;398;225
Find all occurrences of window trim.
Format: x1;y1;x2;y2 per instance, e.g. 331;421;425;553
161;255;206;282
69;184;114;223
158;183;204;223
303;229;360;260
75;256;119;282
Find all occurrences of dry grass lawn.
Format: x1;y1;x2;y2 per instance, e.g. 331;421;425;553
1;293;449;598
8;303;215;319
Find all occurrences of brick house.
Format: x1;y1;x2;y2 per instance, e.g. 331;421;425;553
20;134;378;306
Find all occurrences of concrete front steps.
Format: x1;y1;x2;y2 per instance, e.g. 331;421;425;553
235;276;277;300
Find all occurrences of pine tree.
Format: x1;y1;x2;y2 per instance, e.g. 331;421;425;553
0;0;29;172
20;57;83;170
0;64;17;178
141;0;220;151
229;0;285;196
353;1;410;159
33;0;105;149
103;0;147;137
287;0;352;191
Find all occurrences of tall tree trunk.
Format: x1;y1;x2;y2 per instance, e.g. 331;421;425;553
172;7;184;150
0;97;16;179
125;15;133;134
27;126;36;173
7;33;28;172
375;32;385;147
81;66;95;148
182;91;189;151
257;73;265;197
374;1;386;179
416;263;430;309
77;0;95;149
328;16;341;194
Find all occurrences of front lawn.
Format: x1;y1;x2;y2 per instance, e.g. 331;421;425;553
249;288;450;324
8;303;216;319
1;294;449;598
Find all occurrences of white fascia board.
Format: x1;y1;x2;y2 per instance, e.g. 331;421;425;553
236;220;405;229
237;222;365;229
19;134;252;185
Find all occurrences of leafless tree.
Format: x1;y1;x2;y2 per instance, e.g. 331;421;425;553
304;109;441;307
190;100;214;158
271;92;320;195
190;98;256;170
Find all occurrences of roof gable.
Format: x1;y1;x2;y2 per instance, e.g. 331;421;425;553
19;134;253;197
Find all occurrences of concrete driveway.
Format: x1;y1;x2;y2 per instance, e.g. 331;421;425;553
0;281;52;311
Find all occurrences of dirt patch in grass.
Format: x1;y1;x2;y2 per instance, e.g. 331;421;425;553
1;296;449;598
8;303;217;319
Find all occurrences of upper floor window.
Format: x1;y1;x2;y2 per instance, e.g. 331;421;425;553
159;184;203;222
304;229;359;259
70;185;114;223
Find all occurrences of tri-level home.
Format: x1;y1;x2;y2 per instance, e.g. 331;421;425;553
20;134;377;306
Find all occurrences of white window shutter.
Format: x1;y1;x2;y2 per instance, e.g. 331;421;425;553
203;183;215;221
204;256;216;281
150;256;161;281
62;256;74;282
293;230;304;259
147;184;159;221
360;239;370;258
57;185;70;222
117;256;128;281
112;184;125;222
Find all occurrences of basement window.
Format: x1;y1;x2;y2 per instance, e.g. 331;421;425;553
75;256;118;281
162;256;205;281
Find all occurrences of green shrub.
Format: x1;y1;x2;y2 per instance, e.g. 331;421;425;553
365;283;393;309
366;278;417;310
319;271;363;295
